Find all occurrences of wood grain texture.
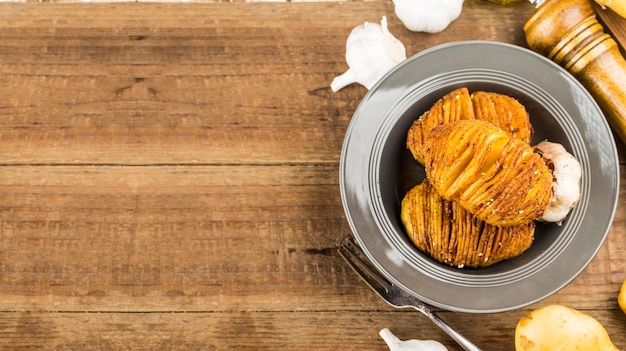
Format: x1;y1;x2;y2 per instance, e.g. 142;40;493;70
595;2;626;53
0;1;624;350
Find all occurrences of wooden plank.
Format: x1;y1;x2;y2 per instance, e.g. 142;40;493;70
0;311;514;351
0;1;533;165
0;309;623;351
0;164;624;316
0;1;624;350
0;165;357;311
595;3;626;54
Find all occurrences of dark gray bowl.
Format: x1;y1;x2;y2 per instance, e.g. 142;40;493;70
340;41;619;313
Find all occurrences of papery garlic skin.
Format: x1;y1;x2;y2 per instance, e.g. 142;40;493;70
392;0;464;33
379;328;448;351
535;141;582;225
331;16;407;92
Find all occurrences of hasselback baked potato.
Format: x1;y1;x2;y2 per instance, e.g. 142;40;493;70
401;181;535;268
399;88;566;267
407;87;533;164
423;119;553;227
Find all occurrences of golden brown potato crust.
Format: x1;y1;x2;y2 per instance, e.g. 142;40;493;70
401;181;535;268
407;88;475;164
424;119;552;227
407;87;533;164
401;88;552;267
471;91;533;143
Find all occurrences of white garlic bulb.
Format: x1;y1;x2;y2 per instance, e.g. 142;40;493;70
331;16;407;92
535;141;582;225
392;0;464;33
380;328;448;351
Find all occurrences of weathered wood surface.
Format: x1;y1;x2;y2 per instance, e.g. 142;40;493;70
0;1;624;350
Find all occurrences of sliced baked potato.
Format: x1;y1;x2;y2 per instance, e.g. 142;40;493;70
423;119;552;227
407;88;533;165
401;180;535;267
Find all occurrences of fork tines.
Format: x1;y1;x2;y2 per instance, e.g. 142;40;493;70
337;236;391;295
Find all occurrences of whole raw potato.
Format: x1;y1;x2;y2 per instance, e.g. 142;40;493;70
515;305;620;351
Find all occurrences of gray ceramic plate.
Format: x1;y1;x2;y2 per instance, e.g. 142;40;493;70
340;41;619;313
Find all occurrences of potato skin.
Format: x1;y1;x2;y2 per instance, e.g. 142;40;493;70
515;305;620;351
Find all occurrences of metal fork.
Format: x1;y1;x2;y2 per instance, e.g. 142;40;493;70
338;236;483;351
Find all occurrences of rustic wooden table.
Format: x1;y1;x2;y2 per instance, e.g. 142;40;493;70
0;1;624;350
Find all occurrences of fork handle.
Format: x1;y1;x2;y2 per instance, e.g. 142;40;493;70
418;307;483;351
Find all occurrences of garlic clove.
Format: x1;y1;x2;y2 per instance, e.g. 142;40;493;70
331;16;407;92
535;141;582;225
392;0;464;33
379;328;448;351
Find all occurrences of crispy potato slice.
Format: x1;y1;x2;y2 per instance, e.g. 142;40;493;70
401;181;535;267
407;87;475;164
471;91;533;144
407;88;533;165
424;120;552;227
